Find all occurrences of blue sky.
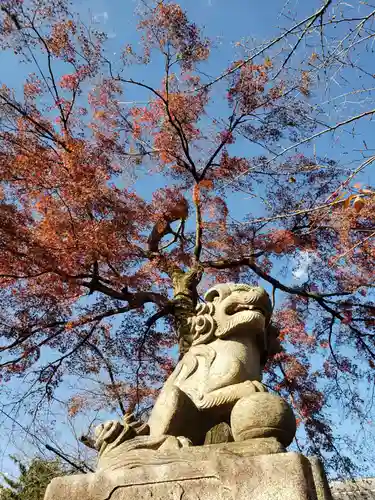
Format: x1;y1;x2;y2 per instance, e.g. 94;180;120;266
1;0;375;481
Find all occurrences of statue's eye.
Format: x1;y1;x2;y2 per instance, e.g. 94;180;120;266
225;302;237;315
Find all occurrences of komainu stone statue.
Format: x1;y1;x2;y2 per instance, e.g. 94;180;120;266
94;283;296;467
147;283;288;444
45;283;333;500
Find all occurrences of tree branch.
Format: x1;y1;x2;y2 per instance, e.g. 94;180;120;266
192;0;333;92
70;274;168;308
0;93;70;151
134;306;173;412
224;108;375;188
193;198;203;262
86;341;126;415
199;113;243;181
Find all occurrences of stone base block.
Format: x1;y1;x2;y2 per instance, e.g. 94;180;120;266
45;451;329;500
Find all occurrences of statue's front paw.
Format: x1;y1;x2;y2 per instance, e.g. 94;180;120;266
94;414;150;457
123;412;149;436
94;420;125;454
251;380;268;393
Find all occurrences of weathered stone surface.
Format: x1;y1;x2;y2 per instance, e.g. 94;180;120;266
330;478;375;500
97;437;284;471
231;392;297;446
45;451;320;500
204;422;234;444
308;457;333;500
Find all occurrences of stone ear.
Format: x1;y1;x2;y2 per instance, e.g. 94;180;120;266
204;283;232;303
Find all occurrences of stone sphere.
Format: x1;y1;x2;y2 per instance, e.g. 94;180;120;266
230;392;296;447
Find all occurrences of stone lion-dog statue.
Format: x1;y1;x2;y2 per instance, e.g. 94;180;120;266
94;283;296;460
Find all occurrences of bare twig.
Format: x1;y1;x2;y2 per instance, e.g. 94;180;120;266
331;230;375;266
224;108;375;187
192;0;332;92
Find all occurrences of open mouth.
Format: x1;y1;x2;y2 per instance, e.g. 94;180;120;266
226;303;266;316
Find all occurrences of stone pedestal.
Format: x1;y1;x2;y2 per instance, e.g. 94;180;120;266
45;448;331;500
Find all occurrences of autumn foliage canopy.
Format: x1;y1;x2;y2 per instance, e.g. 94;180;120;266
0;0;374;475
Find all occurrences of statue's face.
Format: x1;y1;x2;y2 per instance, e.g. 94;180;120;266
212;286;272;338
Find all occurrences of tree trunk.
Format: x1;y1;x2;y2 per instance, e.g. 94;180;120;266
171;266;202;359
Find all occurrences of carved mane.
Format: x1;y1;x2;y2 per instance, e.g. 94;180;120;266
188;283;281;365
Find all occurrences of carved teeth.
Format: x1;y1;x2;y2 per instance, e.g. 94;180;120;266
233;304;265;315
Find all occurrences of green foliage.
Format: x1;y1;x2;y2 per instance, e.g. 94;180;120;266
0;456;67;500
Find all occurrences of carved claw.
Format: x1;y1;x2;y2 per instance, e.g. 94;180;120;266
94;413;149;457
193;380;268;410
123;412;149;435
94;420;125;456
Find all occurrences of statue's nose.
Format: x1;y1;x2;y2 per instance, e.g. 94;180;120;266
244;287;272;316
243;286;269;301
